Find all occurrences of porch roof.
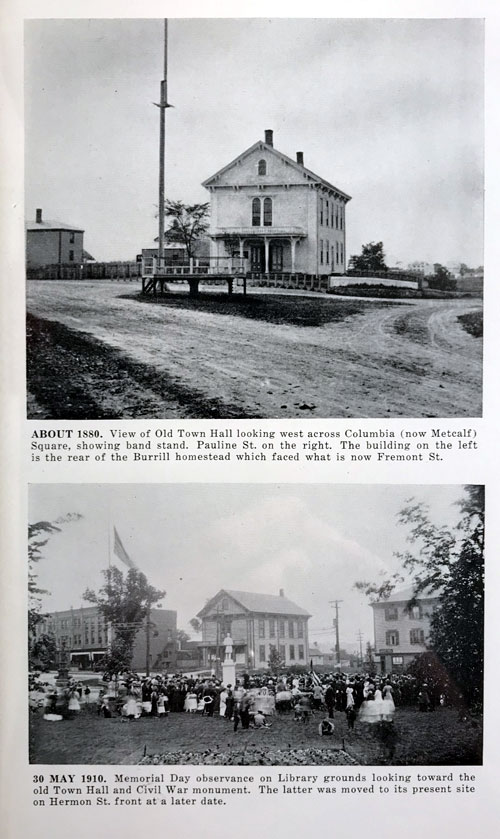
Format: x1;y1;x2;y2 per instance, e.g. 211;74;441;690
211;227;306;239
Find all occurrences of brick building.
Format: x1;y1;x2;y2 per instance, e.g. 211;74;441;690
203;129;350;276
371;587;440;675
26;208;84;268
34;606;177;672
197;588;310;672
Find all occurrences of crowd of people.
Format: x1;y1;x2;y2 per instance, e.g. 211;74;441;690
37;668;450;729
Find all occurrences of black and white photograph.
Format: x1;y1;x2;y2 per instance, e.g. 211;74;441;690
25;18;483;420
28;483;484;766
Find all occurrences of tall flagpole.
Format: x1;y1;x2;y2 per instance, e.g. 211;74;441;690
106;509;112;656
157;19;168;273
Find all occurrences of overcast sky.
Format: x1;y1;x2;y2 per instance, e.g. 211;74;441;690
25;18;483;267
29;483;465;653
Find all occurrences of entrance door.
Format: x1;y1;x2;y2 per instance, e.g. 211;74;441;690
250;244;264;272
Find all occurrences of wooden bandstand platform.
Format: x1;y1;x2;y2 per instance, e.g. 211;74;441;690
141;272;247;297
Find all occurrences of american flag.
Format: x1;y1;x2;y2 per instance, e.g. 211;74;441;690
310;664;322;687
113;527;137;570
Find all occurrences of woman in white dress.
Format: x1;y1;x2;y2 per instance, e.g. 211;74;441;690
123;693;140;719
157;693;166;717
358;686;382;724
381;683;396;722
219;688;228;717
184;691;198;713
67;687;81;715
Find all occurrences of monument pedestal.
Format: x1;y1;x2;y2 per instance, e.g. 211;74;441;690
222;660;236;688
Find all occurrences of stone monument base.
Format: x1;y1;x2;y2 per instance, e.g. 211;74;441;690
222;661;236;688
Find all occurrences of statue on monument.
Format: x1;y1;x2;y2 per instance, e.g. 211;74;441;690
223;633;233;662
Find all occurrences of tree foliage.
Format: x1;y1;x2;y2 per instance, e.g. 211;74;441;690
28;514;83;667
189;617;202;634
30;633;58;671
355;486;484;707
176;629;191;648
349;241;387;272
83;566;165;675
268;646;286;675
428;263;457;291
161;200;210;258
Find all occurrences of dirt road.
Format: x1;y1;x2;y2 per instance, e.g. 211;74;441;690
26;281;482;418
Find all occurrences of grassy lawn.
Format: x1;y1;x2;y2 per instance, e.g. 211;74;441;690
30;706;482;766
127;291;395;328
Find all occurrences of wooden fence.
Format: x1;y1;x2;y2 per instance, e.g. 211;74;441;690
27;262;141;280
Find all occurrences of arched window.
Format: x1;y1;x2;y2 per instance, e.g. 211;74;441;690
258;159;267;176
252;198;261;226
263;196;272;226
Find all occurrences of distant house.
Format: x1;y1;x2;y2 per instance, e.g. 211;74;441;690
26;208;84;268
175;640;204;673
371;586;440;675
309;642;336;667
197;588;311;672
202;129;350;276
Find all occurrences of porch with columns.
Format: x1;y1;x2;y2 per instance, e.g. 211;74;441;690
210;228;306;275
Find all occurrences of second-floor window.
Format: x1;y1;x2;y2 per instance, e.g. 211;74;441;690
258;159;267;176
410;628;425;645
252;198;261;226
385;607;398;621
386;630;400;646
258;619;265;638
263;197;272;226
251;197;273;227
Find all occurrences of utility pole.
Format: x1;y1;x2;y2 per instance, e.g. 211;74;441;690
329;600;343;664
156;19;169;273
357;629;364;666
145;601;151;676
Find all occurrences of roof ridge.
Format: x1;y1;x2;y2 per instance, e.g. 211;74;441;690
202;139;351;200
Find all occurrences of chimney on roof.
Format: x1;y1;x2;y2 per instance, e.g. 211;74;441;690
296;151;304;166
36;208;42;223
264;129;274;147
279;588;284;597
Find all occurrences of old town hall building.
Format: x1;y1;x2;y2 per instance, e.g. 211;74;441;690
197;588;311;672
202;130;351;276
